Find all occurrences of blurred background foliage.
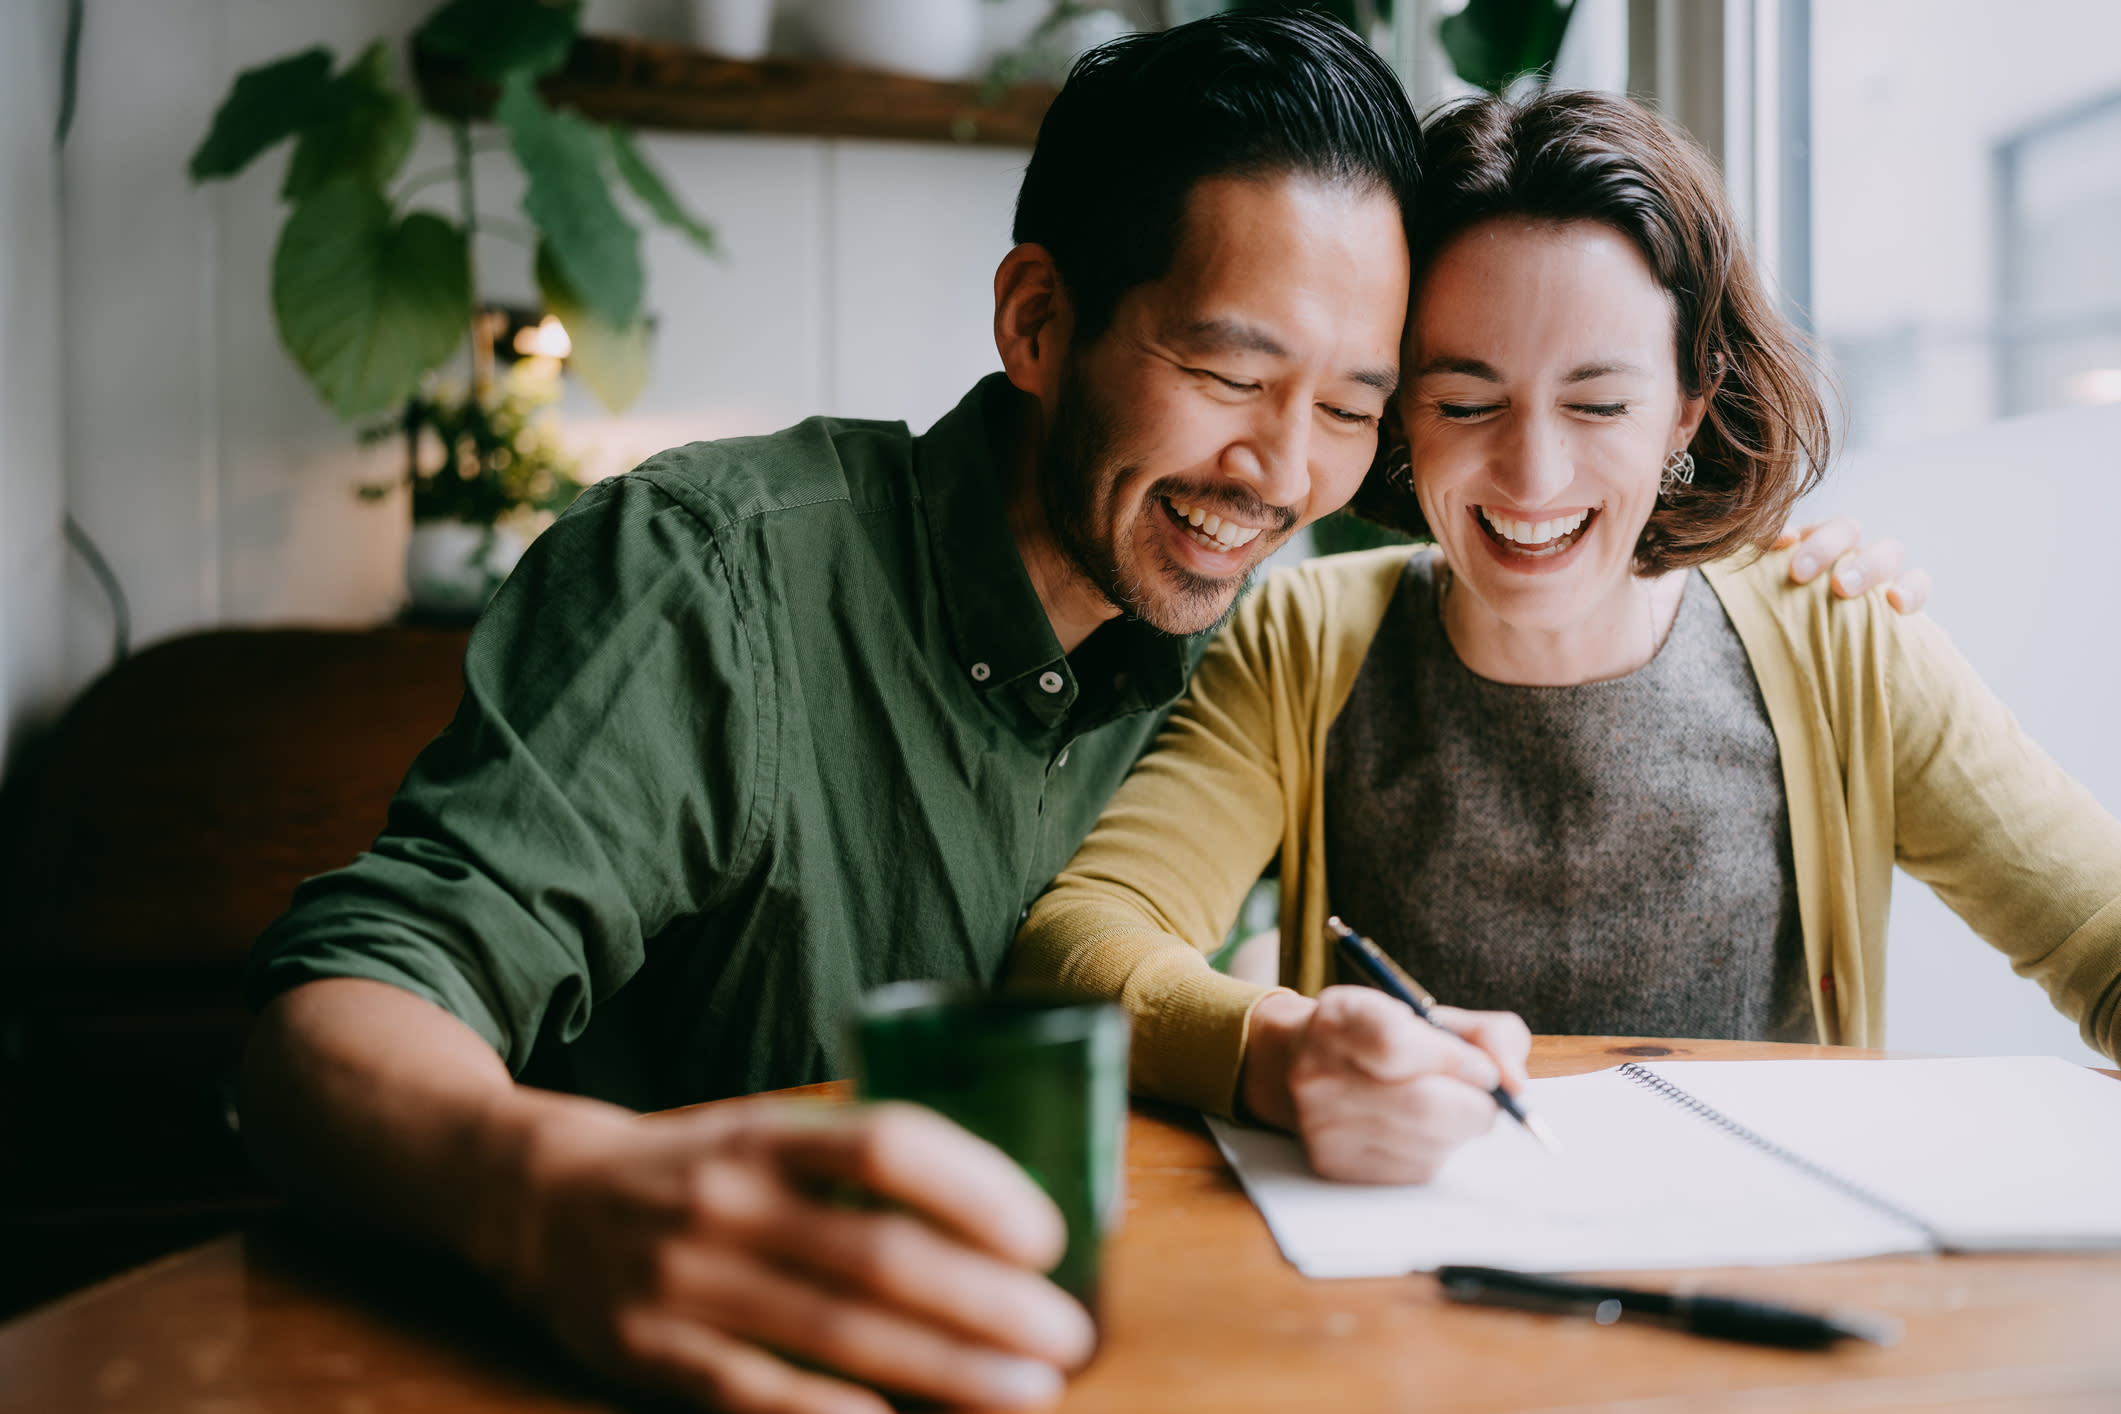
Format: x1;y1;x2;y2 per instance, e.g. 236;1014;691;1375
187;0;716;423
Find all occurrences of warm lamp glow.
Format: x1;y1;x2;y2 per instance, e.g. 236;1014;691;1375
513;315;573;361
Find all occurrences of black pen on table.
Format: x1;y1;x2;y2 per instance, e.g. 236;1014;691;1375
1325;915;1560;1154
1435;1266;1902;1349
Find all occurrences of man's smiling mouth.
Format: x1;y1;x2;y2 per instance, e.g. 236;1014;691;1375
1164;496;1265;552
1475;505;1595;558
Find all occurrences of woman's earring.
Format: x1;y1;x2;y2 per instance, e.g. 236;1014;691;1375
1658;448;1696;499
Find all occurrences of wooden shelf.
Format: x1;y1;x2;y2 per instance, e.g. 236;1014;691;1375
416;33;1059;149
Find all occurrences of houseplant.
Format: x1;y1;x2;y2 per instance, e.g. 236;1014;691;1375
364;353;587;616
188;0;715;613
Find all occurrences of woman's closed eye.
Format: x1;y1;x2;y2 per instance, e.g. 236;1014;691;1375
1570;401;1630;418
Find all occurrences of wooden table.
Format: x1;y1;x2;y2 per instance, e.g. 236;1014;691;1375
5;1037;2118;1413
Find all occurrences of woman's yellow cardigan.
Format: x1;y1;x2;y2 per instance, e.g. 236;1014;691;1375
1012;545;2121;1116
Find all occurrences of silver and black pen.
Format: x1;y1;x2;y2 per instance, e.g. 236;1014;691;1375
1325;915;1560;1155
1435;1266;1902;1348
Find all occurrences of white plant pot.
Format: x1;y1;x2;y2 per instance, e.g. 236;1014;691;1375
406;520;526;619
805;0;982;81
691;0;776;60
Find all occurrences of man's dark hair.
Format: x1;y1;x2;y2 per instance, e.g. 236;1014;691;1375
1014;11;1421;344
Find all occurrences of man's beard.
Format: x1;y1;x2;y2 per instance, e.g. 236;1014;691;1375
1039;368;1282;637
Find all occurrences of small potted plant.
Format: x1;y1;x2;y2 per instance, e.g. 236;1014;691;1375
364;331;586;617
188;0;714;616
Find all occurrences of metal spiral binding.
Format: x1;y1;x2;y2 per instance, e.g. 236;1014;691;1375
1617;1063;1941;1245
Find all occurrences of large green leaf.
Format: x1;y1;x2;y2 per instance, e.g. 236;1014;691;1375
417;0;583;80
1438;0;1575;95
272;178;471;419
610;128;716;255
283;42;420;201
498;73;642;328
189;47;334;181
536;243;649;413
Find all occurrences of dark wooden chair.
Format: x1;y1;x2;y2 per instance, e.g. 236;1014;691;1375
0;625;470;1316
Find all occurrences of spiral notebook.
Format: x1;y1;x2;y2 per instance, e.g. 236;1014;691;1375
1207;1057;2121;1277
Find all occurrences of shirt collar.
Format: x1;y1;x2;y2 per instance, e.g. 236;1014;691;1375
915;375;1194;724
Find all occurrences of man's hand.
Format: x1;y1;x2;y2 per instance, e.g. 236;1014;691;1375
508;1099;1095;1414
1240;987;1532;1184
1778;516;1931;613
242;981;1091;1414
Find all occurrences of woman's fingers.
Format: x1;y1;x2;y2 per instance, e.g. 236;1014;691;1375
1427;1005;1533;1093
1291;989;1511;1183
1306;987;1499;1091
1300;1072;1498;1183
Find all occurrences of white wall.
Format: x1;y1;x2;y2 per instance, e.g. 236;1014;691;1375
54;0;1023;690
1;0;70;770
1807;404;2121;1066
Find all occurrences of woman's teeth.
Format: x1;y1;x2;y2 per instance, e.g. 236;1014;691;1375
1167;497;1263;552
1479;506;1590;552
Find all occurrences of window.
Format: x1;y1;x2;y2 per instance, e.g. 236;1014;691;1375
1811;0;2121;450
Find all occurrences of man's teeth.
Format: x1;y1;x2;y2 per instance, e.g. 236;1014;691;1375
1480;507;1590;546
1167;498;1262;550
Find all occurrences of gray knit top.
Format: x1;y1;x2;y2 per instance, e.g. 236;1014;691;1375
1322;551;1816;1042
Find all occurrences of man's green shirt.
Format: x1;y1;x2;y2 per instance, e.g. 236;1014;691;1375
250;377;1201;1108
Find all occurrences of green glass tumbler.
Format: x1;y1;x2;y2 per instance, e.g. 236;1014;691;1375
848;982;1130;1314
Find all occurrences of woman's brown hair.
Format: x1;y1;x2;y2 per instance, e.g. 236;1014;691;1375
1351;90;1832;573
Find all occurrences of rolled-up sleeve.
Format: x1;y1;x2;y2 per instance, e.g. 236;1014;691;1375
248;475;769;1073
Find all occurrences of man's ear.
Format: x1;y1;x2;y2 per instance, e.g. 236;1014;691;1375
994;243;1073;402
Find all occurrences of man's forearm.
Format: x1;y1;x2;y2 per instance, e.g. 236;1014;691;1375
240;977;620;1287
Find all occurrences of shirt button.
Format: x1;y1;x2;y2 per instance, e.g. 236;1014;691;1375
1038;671;1064;694
1056;748;1070;769
969;662;991;682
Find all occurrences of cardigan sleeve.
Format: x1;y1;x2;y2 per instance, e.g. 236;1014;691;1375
1008;551;1411;1115
1884;609;2121;1059
1007;581;1319;1117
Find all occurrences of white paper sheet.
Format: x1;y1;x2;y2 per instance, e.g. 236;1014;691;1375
1627;1057;2121;1252
1208;1058;2121;1278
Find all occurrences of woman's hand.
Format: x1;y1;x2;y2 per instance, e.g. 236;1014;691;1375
1239;988;1532;1184
1778;516;1932;612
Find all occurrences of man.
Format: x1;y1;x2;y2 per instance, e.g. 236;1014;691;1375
243;14;1917;1414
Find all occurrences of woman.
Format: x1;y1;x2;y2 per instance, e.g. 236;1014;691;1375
1009;90;2121;1184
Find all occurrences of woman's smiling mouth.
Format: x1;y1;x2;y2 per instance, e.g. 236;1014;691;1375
1475;505;1596;558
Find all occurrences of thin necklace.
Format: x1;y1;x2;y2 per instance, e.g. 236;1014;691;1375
1436;555;1668;676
